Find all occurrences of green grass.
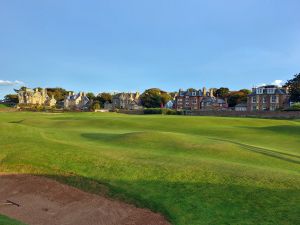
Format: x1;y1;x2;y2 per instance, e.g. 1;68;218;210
0;112;299;225
0;215;26;225
0;104;9;108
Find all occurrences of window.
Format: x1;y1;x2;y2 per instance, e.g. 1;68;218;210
267;88;275;94
262;105;267;111
252;96;257;103
263;96;267;103
257;88;264;94
270;105;276;111
192;99;197;104
271;95;277;103
192;92;196;96
252;106;257;111
185;96;189;99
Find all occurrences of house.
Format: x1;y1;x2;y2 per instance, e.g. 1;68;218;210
64;92;90;110
17;88;56;107
234;103;248;111
175;87;228;111
165;100;175;109
247;85;289;111
201;97;228;111
112;92;141;110
104;101;113;110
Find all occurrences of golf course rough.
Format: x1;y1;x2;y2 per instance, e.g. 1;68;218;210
0;112;299;225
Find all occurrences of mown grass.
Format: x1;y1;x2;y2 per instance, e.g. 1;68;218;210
0;112;299;225
0;215;26;225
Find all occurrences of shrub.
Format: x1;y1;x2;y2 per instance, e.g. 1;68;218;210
143;108;182;115
284;103;300;111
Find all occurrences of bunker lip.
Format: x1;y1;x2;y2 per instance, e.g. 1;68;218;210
0;174;170;225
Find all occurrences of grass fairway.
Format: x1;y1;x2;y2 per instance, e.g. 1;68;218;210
0;112;299;225
0;215;26;225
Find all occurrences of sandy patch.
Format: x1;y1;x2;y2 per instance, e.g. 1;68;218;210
0;174;170;225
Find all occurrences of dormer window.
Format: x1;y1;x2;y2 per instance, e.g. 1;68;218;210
257;88;264;94
267;88;275;94
192;92;196;96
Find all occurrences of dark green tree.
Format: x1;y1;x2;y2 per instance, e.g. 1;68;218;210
46;88;69;101
227;90;249;107
285;73;300;102
97;93;112;107
4;94;18;103
86;92;96;100
140;88;171;108
215;87;230;98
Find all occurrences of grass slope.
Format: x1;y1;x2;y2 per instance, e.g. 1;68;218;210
0;112;299;225
0;215;26;225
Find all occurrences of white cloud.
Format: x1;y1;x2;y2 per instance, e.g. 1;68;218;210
0;80;24;86
271;80;284;86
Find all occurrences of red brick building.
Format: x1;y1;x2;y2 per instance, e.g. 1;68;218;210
175;88;228;111
247;85;289;111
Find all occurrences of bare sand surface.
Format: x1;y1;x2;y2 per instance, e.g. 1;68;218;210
0;174;170;225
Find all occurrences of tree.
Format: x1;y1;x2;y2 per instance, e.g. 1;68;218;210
226;89;250;107
91;100;101;111
285;73;300;102
97;93;112;107
140;88;171;108
46;88;69;101
215;87;230;98
4;94;18;103
86;92;96;100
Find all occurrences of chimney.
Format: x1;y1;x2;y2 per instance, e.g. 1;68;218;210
203;87;207;96
68;92;72;96
210;88;214;97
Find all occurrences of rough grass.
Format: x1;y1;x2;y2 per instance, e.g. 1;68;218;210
0;104;8;108
0;215;26;225
0;112;299;225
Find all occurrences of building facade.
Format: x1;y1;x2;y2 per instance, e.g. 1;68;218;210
112;92;142;110
64;92;90;110
247;85;289;111
175;88;228;111
18;88;56;107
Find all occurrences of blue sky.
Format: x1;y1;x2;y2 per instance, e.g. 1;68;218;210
0;0;300;98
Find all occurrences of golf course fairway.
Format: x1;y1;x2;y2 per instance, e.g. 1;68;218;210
0;112;299;225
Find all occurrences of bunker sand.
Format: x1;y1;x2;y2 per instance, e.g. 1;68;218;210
0;174;170;225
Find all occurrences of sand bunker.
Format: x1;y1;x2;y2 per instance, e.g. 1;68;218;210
0;174;170;225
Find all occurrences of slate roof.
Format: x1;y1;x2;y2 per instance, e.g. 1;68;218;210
248;85;288;96
178;90;212;97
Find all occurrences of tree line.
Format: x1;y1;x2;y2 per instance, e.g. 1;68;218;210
3;73;300;108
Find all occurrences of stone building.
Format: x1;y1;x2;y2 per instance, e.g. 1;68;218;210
112;92;142;110
175;88;228;111
247;85;289;111
64;92;90;110
17;88;56;107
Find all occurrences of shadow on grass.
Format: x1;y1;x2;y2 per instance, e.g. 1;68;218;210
38;173;300;225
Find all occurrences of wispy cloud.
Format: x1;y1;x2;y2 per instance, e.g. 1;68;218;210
0;80;24;86
271;80;284;86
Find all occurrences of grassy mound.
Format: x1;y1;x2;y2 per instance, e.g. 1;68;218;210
0;112;299;225
0;215;26;225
